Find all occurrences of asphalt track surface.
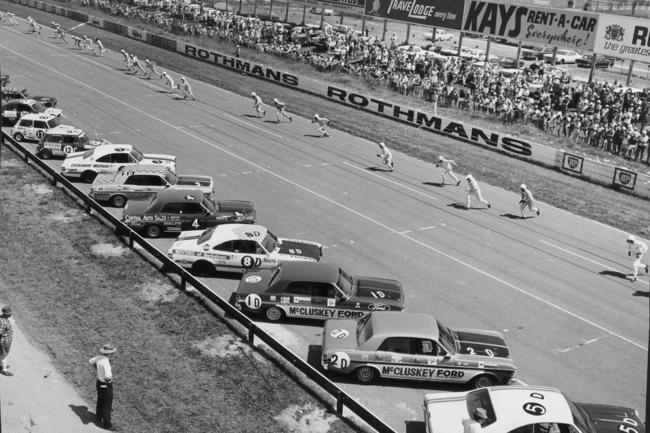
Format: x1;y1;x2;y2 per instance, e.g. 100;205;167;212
1;22;647;431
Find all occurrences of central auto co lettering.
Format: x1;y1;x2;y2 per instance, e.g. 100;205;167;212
185;45;298;86
327;86;532;157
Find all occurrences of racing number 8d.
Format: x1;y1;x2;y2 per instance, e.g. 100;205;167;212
241;256;262;268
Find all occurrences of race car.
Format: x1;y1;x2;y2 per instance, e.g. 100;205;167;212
90;164;214;208
36;125;108;159
10;113;61;142
123;189;255;238
1;99;62;127
1;88;58;107
59;144;176;183
321;312;516;387
423;385;645;433
233;262;404;322
167;224;322;275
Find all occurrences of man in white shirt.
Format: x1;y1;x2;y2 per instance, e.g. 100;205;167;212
465;174;491;209
89;344;117;430
437;156;460;186
519;184;540;218
627;235;649;282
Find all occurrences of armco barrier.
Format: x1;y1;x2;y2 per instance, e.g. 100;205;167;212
9;0;650;199
0;132;398;433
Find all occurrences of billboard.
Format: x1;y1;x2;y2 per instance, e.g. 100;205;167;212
364;0;464;30
462;0;598;51
593;14;650;63
305;0;365;12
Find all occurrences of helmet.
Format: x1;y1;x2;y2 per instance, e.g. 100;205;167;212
180;76;186;81
466;174;473;180
627;234;636;242
438;156;444;161
251;92;256;97
379;142;385;147
314;114;319;119
520;183;526;189
273;98;279;103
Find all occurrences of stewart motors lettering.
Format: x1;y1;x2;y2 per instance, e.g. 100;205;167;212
234;262;404;322
321;312;516;388
168;224;322;275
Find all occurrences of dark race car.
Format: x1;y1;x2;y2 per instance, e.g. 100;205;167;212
234;261;404;322
1;88;58;107
1;99;62;127
122;188;255;238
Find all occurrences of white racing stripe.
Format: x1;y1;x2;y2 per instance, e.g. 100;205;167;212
1;40;645;352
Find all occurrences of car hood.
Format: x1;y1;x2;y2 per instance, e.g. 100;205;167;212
576;403;645;433
33;96;58;106
61;153;86;166
215;200;256;223
176;174;214;190
277;238;322;261
122;199;150;217
453;328;511;359
44;107;63;117
322;318;359;352
236;269;273;295
91;173;119;187
353;277;404;303
142;154;176;168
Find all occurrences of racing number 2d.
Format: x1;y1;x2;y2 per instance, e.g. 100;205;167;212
330;352;350;369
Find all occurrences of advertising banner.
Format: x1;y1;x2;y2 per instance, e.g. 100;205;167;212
364;0;464;30
462;0;598;50
561;152;584;174
306;0;365;12
593;14;650;63
613;167;637;190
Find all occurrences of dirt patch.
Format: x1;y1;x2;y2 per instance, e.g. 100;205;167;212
274;403;337;433
0;159;24;168
21;183;53;195
138;280;179;303
90;242;129;257
193;334;249;358
49;209;85;223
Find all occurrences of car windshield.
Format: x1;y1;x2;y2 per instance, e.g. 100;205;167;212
197;226;217;244
336;268;354;297
32;102;47;112
567;399;597;433
77;134;89;147
164;171;178;185
268;265;282;287
129;148;144;162
202;196;216;213
261;231;278;252
356;314;372;345
82;148;95;159
49;118;62;128
437;321;457;354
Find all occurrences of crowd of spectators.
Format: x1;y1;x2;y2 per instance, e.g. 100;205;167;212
77;0;650;163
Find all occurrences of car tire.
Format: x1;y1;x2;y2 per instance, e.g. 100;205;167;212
13;132;24;142
110;195;127;208
264;306;284;322
81;171;97;183
62;145;74;155
145;224;162;238
472;375;495;389
39;149;53;160
191;260;215;277
355;366;377;383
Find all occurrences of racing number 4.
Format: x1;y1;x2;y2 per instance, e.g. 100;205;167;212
191;219;200;228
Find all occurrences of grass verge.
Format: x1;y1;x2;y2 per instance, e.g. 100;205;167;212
0;147;357;433
1;0;649;240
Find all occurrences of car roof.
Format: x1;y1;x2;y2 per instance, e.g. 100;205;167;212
119;164;170;175
369;312;438;339
91;144;135;156
18;113;57;121
206;224;269;244
276;262;339;285
45;125;83;135
154;188;206;202
5;98;38;106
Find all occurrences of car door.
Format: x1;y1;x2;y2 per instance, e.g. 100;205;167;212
310;282;338;309
180;202;209;231
375;337;414;365
158;202;185;232
144;174;169;195
231;239;265;269
32;120;48;141
410;338;446;366
122;174;147;198
15;118;33;138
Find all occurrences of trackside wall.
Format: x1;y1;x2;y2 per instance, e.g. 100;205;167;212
9;0;650;199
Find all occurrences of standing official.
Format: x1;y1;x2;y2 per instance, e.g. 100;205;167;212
90;344;117;430
627;235;649;282
518;184;540;218
0;306;13;376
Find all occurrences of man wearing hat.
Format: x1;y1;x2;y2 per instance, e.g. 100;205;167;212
462;407;489;432
0;306;13;376
90;344;117;430
627;235;648;282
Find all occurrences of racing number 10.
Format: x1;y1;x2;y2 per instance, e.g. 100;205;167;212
241;255;262;268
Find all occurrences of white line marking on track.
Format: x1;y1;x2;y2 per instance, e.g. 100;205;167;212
511;378;528;386
558;334;609;353
399;230;412;234
344;161;438;200
6;42;645;352
540;239;648;284
420;226;436;230
221;113;282;139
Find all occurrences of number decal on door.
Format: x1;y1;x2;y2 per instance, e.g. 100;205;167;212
330;352;350;369
191;219;200;228
241;256;262;268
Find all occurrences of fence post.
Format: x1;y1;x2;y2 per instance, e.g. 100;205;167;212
248;324;255;344
336;391;344;415
180;272;187;292
85;197;91;214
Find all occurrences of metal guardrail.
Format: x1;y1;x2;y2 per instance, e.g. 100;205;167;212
0;131;398;433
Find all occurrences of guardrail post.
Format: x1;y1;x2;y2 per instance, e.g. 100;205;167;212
336;391;344;415
248;324;255;344
85;198;91;214
180;273;186;292
50;176;57;187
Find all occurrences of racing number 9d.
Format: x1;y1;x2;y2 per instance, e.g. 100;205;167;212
241;255;262;268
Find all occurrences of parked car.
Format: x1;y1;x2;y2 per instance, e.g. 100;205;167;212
10;113;61;142
543;49;581;64
423;385;645;433
423;29;454;42
491;56;524;68
575;54;616;68
233;262;404;322
36;125;107;159
521;46;553;60
1;99;62;127
1;88;57;107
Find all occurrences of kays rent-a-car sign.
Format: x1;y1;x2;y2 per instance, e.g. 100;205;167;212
462;0;598;50
594;14;650;62
365;0;464;30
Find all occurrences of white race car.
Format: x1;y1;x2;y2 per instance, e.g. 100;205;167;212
423;385;645;433
167;224;322;275
60;144;176;183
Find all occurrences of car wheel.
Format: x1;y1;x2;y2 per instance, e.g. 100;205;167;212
62;145;74;155
39;149;53;160
264;306;284;322
191;260;215;277
13;132;24;142
355;366;377;384
110;195;127;208
145;224;162;238
472;375;495;389
80;171;97;183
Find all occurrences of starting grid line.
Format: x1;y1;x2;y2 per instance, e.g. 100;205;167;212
0;33;645;353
